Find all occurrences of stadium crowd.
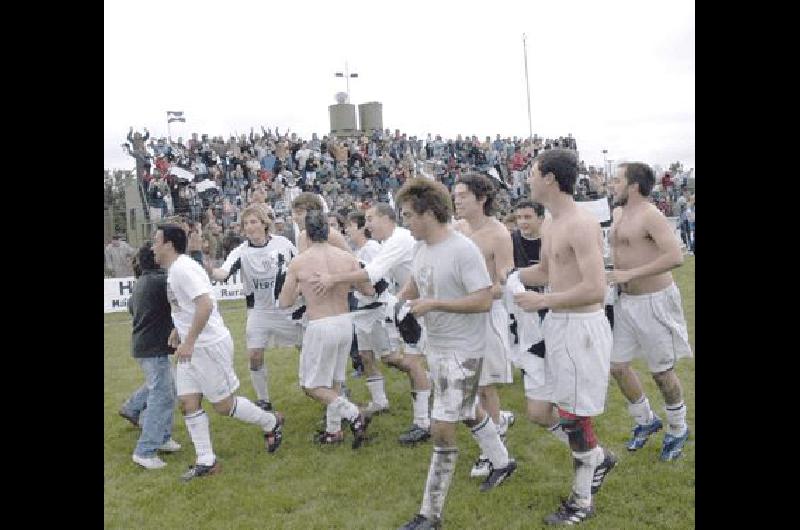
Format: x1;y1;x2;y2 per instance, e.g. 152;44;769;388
110;126;694;275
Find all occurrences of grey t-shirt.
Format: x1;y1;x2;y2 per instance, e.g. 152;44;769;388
412;230;492;353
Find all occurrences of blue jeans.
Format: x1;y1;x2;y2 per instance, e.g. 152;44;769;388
122;356;177;457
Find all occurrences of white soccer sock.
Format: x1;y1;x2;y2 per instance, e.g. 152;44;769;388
470;415;509;469
665;401;688;436
366;376;389;406
331;396;360;423
420;446;458;520
184;410;215;466
548;422;570;446
412;390;431;429
628;395;654;426
326;401;342;433
249;366;269;402
230;396;277;432
571;446;604;506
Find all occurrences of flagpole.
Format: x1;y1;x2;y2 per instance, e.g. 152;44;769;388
523;33;533;142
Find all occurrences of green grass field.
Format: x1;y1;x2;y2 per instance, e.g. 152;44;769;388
104;257;694;529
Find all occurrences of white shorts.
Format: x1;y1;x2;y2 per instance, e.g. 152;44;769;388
479;300;514;386
176;334;240;403
246;308;303;350
428;351;483;423
298;314;353;389
543;311;612;417
353;308;391;355
521;344;553;402
611;283;692;373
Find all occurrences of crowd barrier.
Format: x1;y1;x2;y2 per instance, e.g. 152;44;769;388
104;271;244;313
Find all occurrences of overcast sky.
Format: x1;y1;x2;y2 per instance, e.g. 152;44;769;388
104;0;694;172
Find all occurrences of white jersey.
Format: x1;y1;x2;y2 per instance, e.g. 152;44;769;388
220;235;298;310
364;226;415;294
167;255;230;347
354;239;384;306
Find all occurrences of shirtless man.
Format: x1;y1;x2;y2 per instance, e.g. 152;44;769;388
278;210;373;448
514;149;615;525
396;178;516;530
452;173;516;479
291;192;351;253
309;203;433;445
607;162;691;461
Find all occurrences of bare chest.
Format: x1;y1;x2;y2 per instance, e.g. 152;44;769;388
611;214;651;248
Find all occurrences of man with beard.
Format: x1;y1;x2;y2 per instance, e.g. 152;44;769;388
607;162;691;461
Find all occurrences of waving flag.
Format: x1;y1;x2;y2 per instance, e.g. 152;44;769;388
167;111;186;123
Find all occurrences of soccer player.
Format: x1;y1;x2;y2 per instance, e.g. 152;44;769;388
607;162;692;461
278;210;373;448
153;224;285;482
308;202;433;445
208;205;300;412
396;178;516;530
346;211;392;416
452;173;517;478
513;149;615;525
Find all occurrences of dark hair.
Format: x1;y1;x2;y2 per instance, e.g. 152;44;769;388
395;178;452;224
157;223;187;254
455;172;496;215
347;211;372;239
306;210;329;242
136;241;159;275
619;162;655;196
514;199;545;218
534;148;578;195
328;212;346;233
371;202;397;222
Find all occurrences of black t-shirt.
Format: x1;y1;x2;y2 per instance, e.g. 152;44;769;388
511;229;542;268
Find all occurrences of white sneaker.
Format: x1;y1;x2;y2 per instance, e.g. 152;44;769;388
132;454;167;469
470;456;491;478
158;438;182;452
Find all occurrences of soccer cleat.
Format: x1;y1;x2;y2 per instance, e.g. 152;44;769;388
398;514;442;530
479;459;517;492
347;413;371;449
398;424;431;445
158;438;182;453
591;449;617;494
119;409;141;429
132;454;166;470
544;495;595;525
470;456;491;478
255;399;273;412
264;412;285;453
180;460;221;482
660;429;690;461
626;415;663;451
315;430;345;445
364;401;390;416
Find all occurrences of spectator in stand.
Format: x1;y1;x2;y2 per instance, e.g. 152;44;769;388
105;235;137;277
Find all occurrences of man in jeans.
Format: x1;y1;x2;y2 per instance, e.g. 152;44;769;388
119;242;182;469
